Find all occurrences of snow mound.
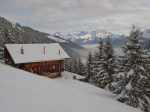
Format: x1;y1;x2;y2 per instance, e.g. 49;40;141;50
60;71;86;80
0;63;141;112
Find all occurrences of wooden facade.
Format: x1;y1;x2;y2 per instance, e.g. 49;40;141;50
4;47;64;78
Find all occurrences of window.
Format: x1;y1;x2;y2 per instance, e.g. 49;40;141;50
52;65;56;70
41;65;57;73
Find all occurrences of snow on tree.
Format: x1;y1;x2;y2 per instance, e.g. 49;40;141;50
13;26;24;44
91;38;105;86
64;58;86;76
76;58;84;75
64;59;75;73
0;23;13;46
71;58;78;73
0;22;23;59
100;37;117;91
86;52;94;82
0;23;13;59
64;59;71;72
115;26;150;112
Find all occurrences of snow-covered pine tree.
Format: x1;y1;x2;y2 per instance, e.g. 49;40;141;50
72;58;78;73
0;23;19;45
115;26;150;112
0;23;13;59
13;27;24;44
100;37;117;91
65;58;85;75
86;52;94;82
64;59;71;72
0;22;23;59
76;58;84;75
68;60;73;72
92;38;105;86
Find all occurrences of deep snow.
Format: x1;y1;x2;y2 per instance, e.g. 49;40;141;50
0;63;141;112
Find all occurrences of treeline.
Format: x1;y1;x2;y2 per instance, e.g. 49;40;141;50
66;26;150;112
64;58;86;76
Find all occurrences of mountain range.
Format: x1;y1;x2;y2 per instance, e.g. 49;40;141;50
64;29;150;47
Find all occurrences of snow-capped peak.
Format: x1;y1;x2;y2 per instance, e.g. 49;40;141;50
64;30;125;45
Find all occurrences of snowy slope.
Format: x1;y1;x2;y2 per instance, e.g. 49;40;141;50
0;63;141;112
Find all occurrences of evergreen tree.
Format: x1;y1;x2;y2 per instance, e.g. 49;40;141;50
68;60;73;72
115;26;150;112
0;22;23;59
86;52;93;81
72;58;78;73
0;23;13;59
92;38;104;86
100;37;117;91
64;59;71;72
76;58;84;75
0;23;13;45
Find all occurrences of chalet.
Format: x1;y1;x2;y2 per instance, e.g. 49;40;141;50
4;43;70;78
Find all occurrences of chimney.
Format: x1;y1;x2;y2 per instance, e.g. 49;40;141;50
59;49;60;55
21;46;24;54
43;46;45;54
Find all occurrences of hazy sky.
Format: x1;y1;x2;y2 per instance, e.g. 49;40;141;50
0;0;150;35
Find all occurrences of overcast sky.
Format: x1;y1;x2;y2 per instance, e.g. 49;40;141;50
0;0;150;35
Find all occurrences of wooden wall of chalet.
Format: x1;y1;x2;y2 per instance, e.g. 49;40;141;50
24;60;64;78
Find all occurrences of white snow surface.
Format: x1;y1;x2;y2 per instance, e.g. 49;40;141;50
5;43;70;64
61;71;86;80
127;69;134;78
0;63;141;112
126;82;132;91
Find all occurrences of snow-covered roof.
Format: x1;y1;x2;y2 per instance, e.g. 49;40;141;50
5;43;70;64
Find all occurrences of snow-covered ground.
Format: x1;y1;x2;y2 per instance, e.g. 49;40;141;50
60;71;86;80
0;63;141;112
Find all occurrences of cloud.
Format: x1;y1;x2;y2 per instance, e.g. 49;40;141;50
0;0;150;35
